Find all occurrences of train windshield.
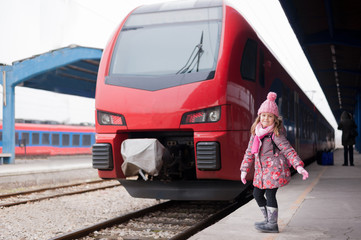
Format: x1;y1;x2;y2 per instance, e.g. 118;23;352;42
106;7;222;91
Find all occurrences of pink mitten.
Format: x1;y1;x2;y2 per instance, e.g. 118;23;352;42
241;171;247;184
297;166;309;180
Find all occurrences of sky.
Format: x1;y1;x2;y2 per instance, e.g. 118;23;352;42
0;0;340;144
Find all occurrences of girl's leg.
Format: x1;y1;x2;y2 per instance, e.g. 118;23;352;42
257;188;279;233
265;188;278;208
253;187;268;227
253;187;267;207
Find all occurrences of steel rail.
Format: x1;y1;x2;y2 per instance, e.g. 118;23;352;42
0;181;120;208
170;187;254;240
49;201;174;240
49;185;254;240
0;179;106;199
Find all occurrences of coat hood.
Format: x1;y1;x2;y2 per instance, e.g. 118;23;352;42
341;111;352;121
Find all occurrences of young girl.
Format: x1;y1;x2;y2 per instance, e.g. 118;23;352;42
240;92;309;233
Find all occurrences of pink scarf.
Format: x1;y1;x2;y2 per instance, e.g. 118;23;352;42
251;123;274;154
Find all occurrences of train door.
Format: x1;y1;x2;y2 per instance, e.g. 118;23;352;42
257;48;265;108
240;38;259;120
313;112;317;156
294;92;300;152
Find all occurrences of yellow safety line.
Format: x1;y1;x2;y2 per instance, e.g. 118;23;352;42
289;167;327;211
263;166;328;240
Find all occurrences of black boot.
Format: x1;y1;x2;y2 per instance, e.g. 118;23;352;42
256;206;279;233
254;206;268;227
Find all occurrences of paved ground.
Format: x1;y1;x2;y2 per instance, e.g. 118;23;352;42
190;148;361;240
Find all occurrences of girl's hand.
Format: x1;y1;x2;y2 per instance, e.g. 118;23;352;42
297;166;309;180
241;171;247;184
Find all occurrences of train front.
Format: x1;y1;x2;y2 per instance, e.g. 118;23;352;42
93;0;247;200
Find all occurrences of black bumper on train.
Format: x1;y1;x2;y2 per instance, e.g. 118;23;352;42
119;179;250;201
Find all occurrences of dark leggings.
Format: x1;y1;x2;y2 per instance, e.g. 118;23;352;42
253;187;278;208
343;145;354;165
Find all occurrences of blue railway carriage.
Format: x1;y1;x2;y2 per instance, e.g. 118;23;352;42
0;122;95;156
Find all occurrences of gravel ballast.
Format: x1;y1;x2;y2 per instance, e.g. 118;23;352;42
0;184;160;240
0;156;161;240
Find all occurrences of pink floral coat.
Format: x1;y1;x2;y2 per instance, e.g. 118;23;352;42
240;132;304;189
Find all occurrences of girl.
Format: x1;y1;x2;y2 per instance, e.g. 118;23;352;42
240;92;309;233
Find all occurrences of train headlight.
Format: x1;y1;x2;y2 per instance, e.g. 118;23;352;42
181;106;221;124
97;111;126;126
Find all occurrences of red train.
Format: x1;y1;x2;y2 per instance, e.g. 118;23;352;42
0;122;95;157
92;0;334;200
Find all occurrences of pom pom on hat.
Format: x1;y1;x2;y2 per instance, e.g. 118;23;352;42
267;92;277;101
257;92;279;116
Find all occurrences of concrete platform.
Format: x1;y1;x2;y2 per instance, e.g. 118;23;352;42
0;155;99;191
190;148;361;240
0;155;92;176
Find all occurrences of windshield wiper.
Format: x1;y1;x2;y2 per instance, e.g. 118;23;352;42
177;31;204;74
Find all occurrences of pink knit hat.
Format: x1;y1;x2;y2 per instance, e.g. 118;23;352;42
257;92;279;116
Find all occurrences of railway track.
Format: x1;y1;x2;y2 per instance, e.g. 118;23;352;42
0;179;120;208
50;186;253;240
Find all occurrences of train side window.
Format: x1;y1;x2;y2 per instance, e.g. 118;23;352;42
15;132;19;145
52;133;60;146
42;133;50;145
62;134;70;146
281;86;289;119
241;39;258;81
301;107;307;139
289;91;294;121
259;49;265;87
0;132;2;142
32;133;40;145
73;134;80;146
22;132;30;145
82;134;91;146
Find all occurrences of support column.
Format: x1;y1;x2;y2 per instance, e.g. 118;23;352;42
1;68;16;164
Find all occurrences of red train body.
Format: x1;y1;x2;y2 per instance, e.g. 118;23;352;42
0;123;95;157
92;0;334;200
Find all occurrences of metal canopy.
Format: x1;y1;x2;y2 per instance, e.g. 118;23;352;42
0;45;102;164
279;0;361;122
16;46;101;98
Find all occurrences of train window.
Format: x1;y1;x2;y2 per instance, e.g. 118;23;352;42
241;39;258;82
259;49;265;87
306;111;309;139
62;134;70;146
289;91;294;121
32;133;40;145
82;134;91;146
107;7;222;91
303;108;311;140
15;132;19;144
281;86;289;119
0;132;2;142
72;134;80;146
21;132;30;145
301;107;306;139
52;134;60;146
42;133;50;145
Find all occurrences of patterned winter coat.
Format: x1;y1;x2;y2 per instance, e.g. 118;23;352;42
240;131;304;189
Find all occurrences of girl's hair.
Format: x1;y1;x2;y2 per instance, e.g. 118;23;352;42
250;114;283;136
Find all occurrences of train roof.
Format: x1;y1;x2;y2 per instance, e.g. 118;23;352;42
132;0;223;14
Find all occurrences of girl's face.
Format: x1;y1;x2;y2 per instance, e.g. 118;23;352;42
260;113;275;127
